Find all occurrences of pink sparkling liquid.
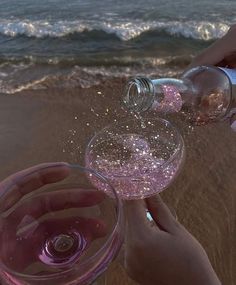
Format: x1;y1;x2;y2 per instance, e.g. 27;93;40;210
86;134;184;199
152;85;183;113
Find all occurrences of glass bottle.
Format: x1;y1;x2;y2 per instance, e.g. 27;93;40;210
122;66;236;125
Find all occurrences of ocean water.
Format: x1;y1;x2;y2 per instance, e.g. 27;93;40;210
0;0;235;93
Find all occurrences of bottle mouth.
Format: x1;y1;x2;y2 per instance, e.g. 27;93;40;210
122;77;155;113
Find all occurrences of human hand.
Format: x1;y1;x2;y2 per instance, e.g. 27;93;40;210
124;195;221;285
189;24;236;129
189;25;236;68
0;162;107;272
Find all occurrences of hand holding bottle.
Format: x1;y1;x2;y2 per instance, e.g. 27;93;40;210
189;24;236;129
124;195;221;285
123;25;236;128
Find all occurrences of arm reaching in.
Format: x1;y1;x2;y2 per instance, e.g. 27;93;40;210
189;25;236;68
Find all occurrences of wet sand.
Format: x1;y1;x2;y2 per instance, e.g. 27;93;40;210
0;79;235;284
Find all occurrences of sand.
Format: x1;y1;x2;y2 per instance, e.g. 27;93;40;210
0;78;235;284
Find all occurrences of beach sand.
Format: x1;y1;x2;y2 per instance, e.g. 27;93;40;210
0;78;235;284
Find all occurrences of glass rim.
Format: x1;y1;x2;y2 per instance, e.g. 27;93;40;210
85;116;185;178
0;163;123;281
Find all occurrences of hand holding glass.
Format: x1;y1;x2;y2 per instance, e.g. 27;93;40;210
0;163;123;285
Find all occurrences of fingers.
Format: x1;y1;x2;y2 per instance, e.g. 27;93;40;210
43;216;107;240
31;216;107;241
230;113;236;131
145;195;179;234
218;51;236;68
7;188;106;224
0;162;71;212
124;200;152;237
124;199;153;270
124;196;179;236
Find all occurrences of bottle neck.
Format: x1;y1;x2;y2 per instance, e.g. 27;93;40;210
123;77;155;113
123;77;189;113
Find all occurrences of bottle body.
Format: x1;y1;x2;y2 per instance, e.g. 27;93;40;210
123;66;236;125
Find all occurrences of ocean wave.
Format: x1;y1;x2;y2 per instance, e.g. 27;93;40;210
0;54;192;68
0;19;230;41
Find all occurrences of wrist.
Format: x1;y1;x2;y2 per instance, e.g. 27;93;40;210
190;261;221;285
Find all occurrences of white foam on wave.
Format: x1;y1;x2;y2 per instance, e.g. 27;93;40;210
99;20;230;41
0;19;87;38
0;18;231;41
164;21;229;41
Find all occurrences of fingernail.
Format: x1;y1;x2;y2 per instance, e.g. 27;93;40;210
231;121;236;132
229;109;236;131
230;120;236;131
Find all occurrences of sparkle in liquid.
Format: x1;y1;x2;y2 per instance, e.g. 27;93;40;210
86;133;184;199
153;85;183;113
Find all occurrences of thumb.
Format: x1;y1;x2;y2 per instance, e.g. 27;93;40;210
123;199;155;269
124;200;151;237
230;113;236;131
145;195;179;234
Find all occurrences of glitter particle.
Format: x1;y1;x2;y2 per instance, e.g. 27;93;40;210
153;85;183;113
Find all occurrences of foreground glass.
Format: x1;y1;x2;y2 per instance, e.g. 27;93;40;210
85;117;185;199
0;164;123;285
